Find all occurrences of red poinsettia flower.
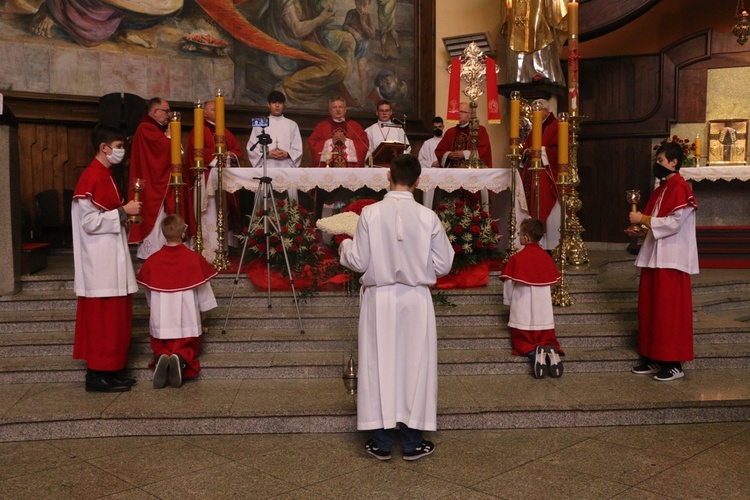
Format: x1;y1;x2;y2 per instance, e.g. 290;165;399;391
294;222;303;230
281;226;288;234
455;208;464;216
454;225;464;234
469;225;481;235
295;235;304;244
438;204;446;211
453;244;463;253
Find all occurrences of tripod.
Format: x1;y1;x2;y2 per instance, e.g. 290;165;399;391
222;127;305;335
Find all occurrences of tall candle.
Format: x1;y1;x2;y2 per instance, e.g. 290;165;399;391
532;107;543;150
509;93;520;139
169;119;181;165
694;134;701;165
568;0;578;37
215;91;225;139
194;103;204;150
558;119;569;165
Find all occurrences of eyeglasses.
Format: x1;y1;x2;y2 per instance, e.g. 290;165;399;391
155;108;170;113
377;109;392;113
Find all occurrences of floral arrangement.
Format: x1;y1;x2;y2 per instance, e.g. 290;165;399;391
436;200;503;270
653;135;697;168
241;200;323;276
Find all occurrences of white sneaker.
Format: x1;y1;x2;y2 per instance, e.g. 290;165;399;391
653;365;684;381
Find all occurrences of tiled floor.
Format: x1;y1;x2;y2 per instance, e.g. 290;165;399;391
1;422;749;499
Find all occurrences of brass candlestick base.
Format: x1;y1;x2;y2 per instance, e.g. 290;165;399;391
552;179;573;307
504;145;522;262
192;155;206;255
128;178;145;225
212;151;230;271
562;115;589;265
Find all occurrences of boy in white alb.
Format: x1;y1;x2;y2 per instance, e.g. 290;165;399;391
500;218;564;378
364;99;411;165
339;154;454;461
247;90;303;202
137;215;218;388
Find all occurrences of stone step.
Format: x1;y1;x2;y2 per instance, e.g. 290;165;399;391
2;343;749;384
1;369;749;443
2;313;749;359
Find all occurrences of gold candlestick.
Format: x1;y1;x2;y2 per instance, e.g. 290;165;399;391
552;178;573;307
192;100;206;255
505;142;521;261
128;178;145;225
625;189;643;233
562;114;589;265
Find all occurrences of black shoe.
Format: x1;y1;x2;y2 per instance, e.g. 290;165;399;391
546;346;563;378
85;375;131;393
632;360;661;375
653;363;684;382
533;345;546;379
168;354;183;388
403;440;435;461
153;354;169;389
112;372;137;387
364;439;392;461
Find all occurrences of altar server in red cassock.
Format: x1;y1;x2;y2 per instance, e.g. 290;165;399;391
128;97;189;260
137;215;217;388
521;98;561;250
184;99;243;237
628;142;698;382
308;96;369;168
500;218;564;379
72;125;141;392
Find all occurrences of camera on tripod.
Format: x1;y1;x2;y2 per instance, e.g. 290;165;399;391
251;116;270;128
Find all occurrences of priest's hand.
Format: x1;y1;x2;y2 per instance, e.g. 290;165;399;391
448;150;465;160
123;200;142;216
332;130;346;145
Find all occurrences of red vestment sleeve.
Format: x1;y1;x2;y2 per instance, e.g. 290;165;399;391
434;128;456;165
308;121;331;166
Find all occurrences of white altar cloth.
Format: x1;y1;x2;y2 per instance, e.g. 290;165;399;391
680;166;750;182
205;167;523;195
199;167;528;261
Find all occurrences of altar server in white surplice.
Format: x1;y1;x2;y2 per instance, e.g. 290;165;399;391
417;116;444;209
247;91;303;202
339;154;454;462
364;99;411;164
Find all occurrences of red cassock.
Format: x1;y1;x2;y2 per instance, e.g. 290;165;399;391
73;159;134;371
137;244;218;378
127;115;190;244
184;123;243;236
308;117;369;167
434;124;493;168
522;113;559;222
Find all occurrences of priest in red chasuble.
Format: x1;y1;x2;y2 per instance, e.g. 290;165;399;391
434;102;492;168
308;96;369;168
127;97;189;260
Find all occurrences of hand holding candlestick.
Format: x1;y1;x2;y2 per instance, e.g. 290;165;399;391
625;189;647;237
128;178;145;225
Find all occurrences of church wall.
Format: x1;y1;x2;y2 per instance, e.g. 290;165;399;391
434;0;506;168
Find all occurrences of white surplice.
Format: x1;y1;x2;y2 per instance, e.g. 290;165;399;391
417;136;441;209
247;114;303;201
339;191;454;431
144;283;217;339
72;198;137;297
365;121;411;160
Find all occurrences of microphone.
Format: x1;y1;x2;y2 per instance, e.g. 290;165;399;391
345;120;373;168
380;122;402;129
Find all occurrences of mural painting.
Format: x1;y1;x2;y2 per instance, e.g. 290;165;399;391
0;0;416;114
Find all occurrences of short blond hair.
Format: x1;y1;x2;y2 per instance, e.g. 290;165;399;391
161;214;186;242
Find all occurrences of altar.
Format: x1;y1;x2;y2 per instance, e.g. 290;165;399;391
199;167;528;261
679;166;750;268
